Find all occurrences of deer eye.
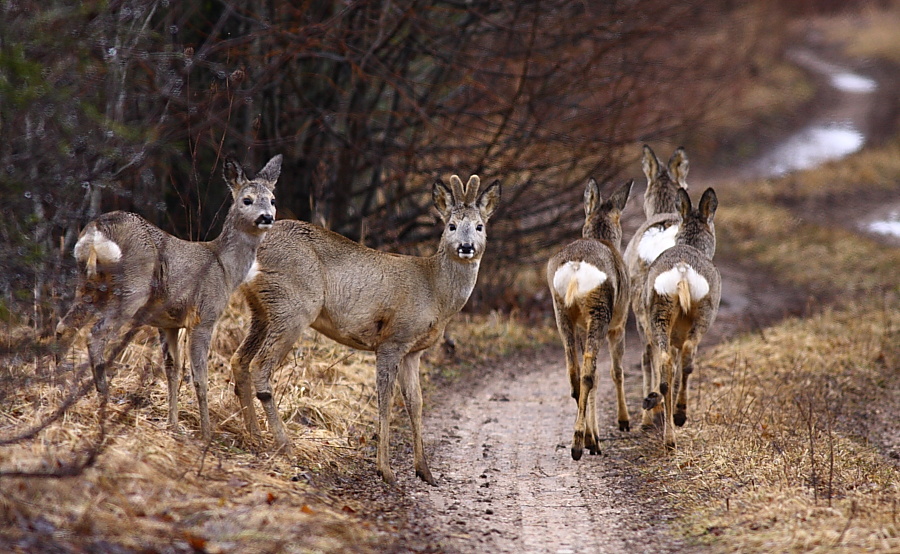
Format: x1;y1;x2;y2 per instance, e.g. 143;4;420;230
243;197;253;206
271;198;276;206
476;224;484;232
448;223;457;231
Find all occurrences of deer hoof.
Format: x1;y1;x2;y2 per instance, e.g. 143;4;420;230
571;446;583;461
674;405;687;427
642;392;661;410
377;468;397;485
416;467;438;486
619;420;630;432
273;442;293;457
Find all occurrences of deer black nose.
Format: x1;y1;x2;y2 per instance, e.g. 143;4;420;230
256;214;274;226
457;244;476;258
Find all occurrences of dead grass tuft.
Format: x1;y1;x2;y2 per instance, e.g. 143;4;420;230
812;1;900;64
0;296;549;551
637;296;900;551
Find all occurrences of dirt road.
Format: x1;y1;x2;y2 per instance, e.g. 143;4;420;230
357;44;895;554
392;262;795;554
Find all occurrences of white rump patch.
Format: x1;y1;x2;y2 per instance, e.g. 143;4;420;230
553;261;607;300
74;228;122;264
653;262;709;300
638;224;678;264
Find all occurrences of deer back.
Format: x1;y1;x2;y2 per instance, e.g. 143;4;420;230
644;187;721;321
247;175;501;352
548;179;633;322
72;155;279;329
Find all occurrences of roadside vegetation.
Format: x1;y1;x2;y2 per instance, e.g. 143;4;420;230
631;3;900;548
639;141;900;549
1;1;898;552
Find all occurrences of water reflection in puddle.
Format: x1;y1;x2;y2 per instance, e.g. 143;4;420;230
830;72;877;93
757;122;865;177
866;210;900;239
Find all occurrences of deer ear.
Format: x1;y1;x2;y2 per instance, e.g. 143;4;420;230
255;154;283;190
668;147;689;188
642;144;660;183
699;187;718;223
224;156;248;196
583;178;600;218
433;179;455;221
609;179;634;212
476;179;501;221
676;187;692;220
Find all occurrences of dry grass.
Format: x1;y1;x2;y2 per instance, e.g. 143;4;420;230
812;1;900;64
631;110;900;553
712;136;900;297
637;296;900;552
0;300;552;552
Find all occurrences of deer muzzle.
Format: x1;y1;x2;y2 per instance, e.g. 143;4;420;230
255;214;274;228
457;244;476;259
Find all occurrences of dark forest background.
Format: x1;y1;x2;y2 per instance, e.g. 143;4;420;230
1;0;837;333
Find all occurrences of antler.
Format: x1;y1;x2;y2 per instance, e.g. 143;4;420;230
448;175;466;202
463;175;481;204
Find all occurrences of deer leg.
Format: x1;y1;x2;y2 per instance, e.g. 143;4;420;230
675;337;700;428
648;297;677;448
55;281;102;364
230;315;267;440
574;312;606;460
608;325;630;432
552;299;581;401
188;324;214;441
87;289;148;394
249;321;304;455
640;341;658;429
636;317;659;429
643;297;674;413
651;343;677;450
160;328;182;432
375;345;404;484
398;351;436;485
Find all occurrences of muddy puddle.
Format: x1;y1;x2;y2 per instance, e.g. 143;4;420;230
753;49;875;177
750;49;900;245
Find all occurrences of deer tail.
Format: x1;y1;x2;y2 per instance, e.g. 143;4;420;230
564;278;579;307
676;277;691;313
85;245;98;279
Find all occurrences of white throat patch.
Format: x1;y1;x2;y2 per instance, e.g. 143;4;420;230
243;259;260;284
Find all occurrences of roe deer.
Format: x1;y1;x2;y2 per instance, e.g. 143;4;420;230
622;145;690;428
641;187;720;449
230;174;501;485
547;178;634;461
55;155;281;440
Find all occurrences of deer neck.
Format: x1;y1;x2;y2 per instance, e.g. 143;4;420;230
431;245;481;312
210;223;264;291
676;224;716;259
645;180;680;217
582;220;621;251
